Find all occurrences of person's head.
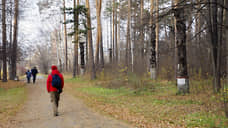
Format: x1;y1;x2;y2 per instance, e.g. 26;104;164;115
27;70;30;72
34;66;36;69
51;65;58;71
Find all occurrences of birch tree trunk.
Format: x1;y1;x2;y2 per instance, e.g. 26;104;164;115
155;0;159;71
2;0;7;82
86;0;96;80
174;0;189;94
63;0;68;71
150;0;156;79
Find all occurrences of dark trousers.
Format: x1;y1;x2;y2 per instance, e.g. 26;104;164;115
33;75;36;83
50;91;60;115
27;77;31;83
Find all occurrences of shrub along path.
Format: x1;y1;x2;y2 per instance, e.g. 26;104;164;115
2;78;132;128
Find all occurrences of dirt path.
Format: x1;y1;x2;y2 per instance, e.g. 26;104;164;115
5;78;133;128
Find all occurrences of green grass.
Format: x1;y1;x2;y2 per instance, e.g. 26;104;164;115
0;87;27;121
186;112;228;128
65;77;89;83
76;87;133;97
66;76;228;128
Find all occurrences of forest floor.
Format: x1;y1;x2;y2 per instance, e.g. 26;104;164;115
0;76;133;128
1;73;228;128
64;72;228;128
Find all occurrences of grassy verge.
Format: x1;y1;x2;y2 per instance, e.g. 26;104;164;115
0;81;27;123
65;74;228;128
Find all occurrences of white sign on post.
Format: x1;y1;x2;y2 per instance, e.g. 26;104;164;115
177;78;186;86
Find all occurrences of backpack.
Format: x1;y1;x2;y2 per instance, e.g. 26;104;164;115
51;74;62;90
26;72;32;77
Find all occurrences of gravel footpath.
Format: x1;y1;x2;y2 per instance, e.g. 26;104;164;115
3;78;133;128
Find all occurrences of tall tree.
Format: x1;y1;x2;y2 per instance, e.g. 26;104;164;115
10;0;19;80
95;0;102;66
86;0;96;80
150;0;156;79
8;0;13;80
126;0;131;68
174;0;189;94
73;0;79;78
112;0;115;61
114;1;118;63
224;0;228;117
2;0;7;82
207;0;221;93
100;25;104;68
63;0;68;71
109;1;113;63
155;0;159;69
140;0;144;58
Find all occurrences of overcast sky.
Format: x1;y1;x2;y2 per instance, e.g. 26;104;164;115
19;0;110;53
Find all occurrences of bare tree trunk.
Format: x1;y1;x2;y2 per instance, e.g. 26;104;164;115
100;25;104;68
174;0;189;94
150;0;156;79
140;0;144;58
73;0;79;78
195;0;203;73
80;42;85;74
217;0;224;94
2;0;7;82
224;0;228;118
0;61;2;80
109;7;113;63
95;0;102;67
86;31;88;66
126;0;131;68
115;3;118;63
155;0;159;73
9;0;13;80
11;0;19;80
63;0;68;71
117;10;120;63
112;0;115;61
207;0;221;93
212;0;221;93
86;0;96;80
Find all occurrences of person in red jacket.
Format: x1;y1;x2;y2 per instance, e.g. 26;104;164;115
46;65;64;116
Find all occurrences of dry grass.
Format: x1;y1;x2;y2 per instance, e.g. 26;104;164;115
0;80;26;89
0;81;27;123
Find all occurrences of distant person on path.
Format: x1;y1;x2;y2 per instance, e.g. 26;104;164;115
46;65;64;116
25;70;32;83
31;67;38;84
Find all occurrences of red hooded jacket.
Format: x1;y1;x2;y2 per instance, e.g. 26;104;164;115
46;66;64;92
